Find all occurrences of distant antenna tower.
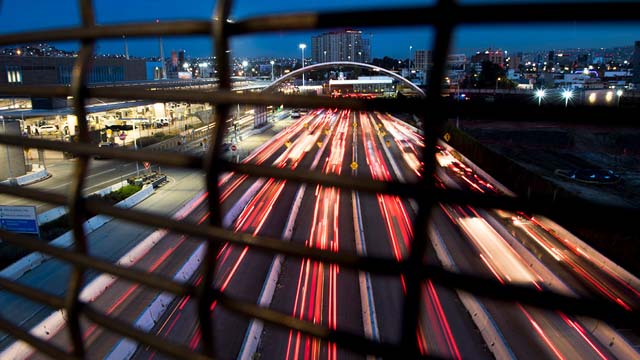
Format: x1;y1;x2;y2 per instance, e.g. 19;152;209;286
123;35;129;60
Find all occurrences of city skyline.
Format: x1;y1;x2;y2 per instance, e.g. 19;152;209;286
1;0;640;59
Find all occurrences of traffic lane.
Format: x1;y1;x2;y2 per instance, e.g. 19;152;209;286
217;114;329;214
435;206;615;359
437;152;640;311
259;185;364;359
0;220;162;350
422;215;492;359
516;216;640;312
0;172;206;350
24;198;210;355
134;178;304;357
31;230;207;359
370;111;422;183
488;211;597;299
432;207;551;357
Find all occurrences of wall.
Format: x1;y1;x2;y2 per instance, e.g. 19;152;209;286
0;120;26;181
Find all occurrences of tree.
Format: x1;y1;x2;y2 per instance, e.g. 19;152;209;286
372;56;403;71
478;60;505;88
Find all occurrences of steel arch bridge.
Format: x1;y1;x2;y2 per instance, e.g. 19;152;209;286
262;61;425;97
250;62;424;128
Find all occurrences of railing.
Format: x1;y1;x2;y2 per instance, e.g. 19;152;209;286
0;1;639;359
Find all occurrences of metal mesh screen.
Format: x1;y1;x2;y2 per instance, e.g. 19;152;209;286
0;0;639;359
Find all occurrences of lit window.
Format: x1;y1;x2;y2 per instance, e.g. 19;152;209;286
6;65;22;83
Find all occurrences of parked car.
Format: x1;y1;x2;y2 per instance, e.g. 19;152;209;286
153;117;170;128
38;125;58;134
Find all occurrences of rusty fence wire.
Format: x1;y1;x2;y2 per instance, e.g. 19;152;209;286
0;0;639;359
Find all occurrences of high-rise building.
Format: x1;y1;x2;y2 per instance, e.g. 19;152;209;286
311;29;371;64
414;50;432;71
632;41;640;85
470;49;505;67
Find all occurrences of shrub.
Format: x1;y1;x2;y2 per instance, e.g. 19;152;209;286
103;184;142;203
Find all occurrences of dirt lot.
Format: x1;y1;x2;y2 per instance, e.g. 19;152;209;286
461;119;640;276
462;120;640;208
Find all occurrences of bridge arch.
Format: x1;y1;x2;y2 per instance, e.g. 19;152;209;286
262;61;425;97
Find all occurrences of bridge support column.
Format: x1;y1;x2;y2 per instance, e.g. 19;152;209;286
254;106;267;128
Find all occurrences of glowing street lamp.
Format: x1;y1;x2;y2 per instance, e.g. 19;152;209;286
562;89;573;107
270;60;275;81
616;89;624;107
299;43;306;87
535;88;546;106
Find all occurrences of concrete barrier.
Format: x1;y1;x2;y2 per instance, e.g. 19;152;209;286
536;215;640;292
0;185;154;281
106;244;205;360
429;225;516;360
37;206;68;225
0;165;50;186
37;180;128;226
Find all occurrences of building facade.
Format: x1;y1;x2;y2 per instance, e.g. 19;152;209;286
1;56;151;86
632;41;640;86
311;29;371;64
414;50;432;71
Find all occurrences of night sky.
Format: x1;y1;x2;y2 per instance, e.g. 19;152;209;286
1;0;639;59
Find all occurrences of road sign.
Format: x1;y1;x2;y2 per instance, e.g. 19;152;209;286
230;144;237;151
143;161;150;169
350;162;358;170
443;132;451;142
0;206;39;235
118;132;127;141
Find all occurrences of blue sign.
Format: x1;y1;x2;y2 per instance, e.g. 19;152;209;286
0;219;39;234
0;206;39;235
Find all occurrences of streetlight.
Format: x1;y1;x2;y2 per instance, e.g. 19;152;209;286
270;60;275;81
535;88;546;106
408;45;413;69
358;51;362;62
299;43;306;87
562;89;573;107
323;50;327;63
616;89;624;107
495;77;501;94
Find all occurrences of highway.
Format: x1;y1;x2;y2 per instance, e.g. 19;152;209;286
2;110;639;359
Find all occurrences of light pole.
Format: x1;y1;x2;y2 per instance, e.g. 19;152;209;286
358;51;362;62
562;89;573;107
133;121;140;177
299;43;306;87
270;60;275;81
156;19;166;79
616;89;623;107
495;77;501;94
323;50;327;63
535;88;546;106
408;45;413;69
